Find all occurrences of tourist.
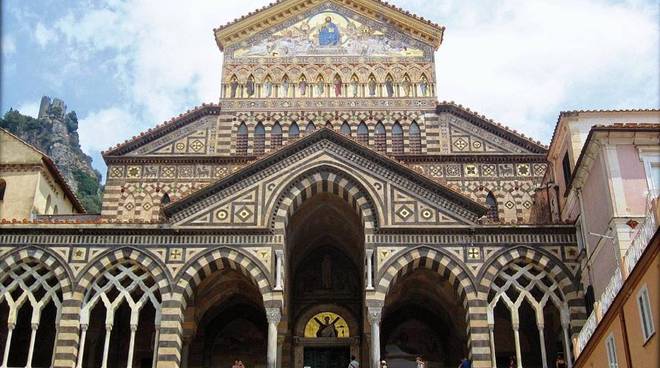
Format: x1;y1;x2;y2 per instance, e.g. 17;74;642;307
555;354;567;368
380;360;388;368
416;356;425;368
348;355;359;368
232;360;240;368
508;356;516;368
458;357;471;368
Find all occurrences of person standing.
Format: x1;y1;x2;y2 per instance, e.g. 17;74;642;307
416;356;425;368
458;357;471;368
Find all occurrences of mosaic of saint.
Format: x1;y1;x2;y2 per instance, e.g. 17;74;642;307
304;312;350;338
233;11;425;58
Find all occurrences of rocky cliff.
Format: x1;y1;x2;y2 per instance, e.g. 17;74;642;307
1;96;102;212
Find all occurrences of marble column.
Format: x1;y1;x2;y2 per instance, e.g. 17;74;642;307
512;323;522;368
537;322;548;368
266;308;282;368
561;319;573;368
366;249;374;290
488;323;497;368
367;307;382;368
275;250;284;290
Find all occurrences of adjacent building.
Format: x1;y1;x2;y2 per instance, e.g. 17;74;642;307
0;128;84;219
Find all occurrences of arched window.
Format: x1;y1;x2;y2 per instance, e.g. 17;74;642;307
254;122;265;155
0;179;5;201
340;122;351;136
0;260;63;366
161;193;171;205
78;261;161;367
392;122;403;155
305;121;316;136
357;122;369;145
289;122;300;139
271;122;282;148
236;122;248;155
486;191;499;222
409;121;421;154
375;122;386;153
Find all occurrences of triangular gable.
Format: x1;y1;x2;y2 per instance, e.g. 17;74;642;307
436;102;548;154
102;104;221;157
165;129;487;229
214;0;445;52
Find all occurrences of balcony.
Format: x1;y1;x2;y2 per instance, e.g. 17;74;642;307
573;194;659;357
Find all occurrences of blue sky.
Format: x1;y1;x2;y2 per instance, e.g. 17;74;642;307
2;0;658;181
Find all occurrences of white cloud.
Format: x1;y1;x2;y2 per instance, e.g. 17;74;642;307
432;0;659;141
2;35;17;56
41;0;658;157
16;101;40;118
34;22;57;48
78;107;140;153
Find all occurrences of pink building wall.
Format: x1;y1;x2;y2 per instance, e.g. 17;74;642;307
582;151;613;250
616;145;649;216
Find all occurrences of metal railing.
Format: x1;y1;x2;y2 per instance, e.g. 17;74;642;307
600;268;622;315
574;194;658;358
625;198;657;274
576;310;598;355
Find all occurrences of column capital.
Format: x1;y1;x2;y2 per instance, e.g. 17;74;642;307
265;307;282;324
367;306;382;324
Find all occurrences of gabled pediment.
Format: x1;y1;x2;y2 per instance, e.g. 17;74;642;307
215;0;444;54
102;104;222;157
436;103;548;154
164;129;487;229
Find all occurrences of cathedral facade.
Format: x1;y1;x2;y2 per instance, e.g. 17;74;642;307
0;1;588;368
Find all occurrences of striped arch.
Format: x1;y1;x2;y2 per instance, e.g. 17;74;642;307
75;247;171;297
375;246;487;363
479;246;585;335
0;246;73;295
376;246;477;304
174;247;273;310
270;165;379;235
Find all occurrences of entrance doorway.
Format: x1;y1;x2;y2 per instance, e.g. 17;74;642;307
286;192;365;367
304;347;350;368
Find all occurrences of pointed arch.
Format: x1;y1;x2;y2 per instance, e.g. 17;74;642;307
305;121;316;136
409;121;421;154
357;121;369;145
340;121;352;136
76;250;165;368
236;122;248;155
377;246;478;304
269;165;380;235
486;191;499;222
254;122;265;155
174;247;274;310
289;121;300;139
271;122;282;148
482;246;582;367
325;121;334;130
392;121;403;155
368;73;377;96
375;121;386;153
161;192;171;206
